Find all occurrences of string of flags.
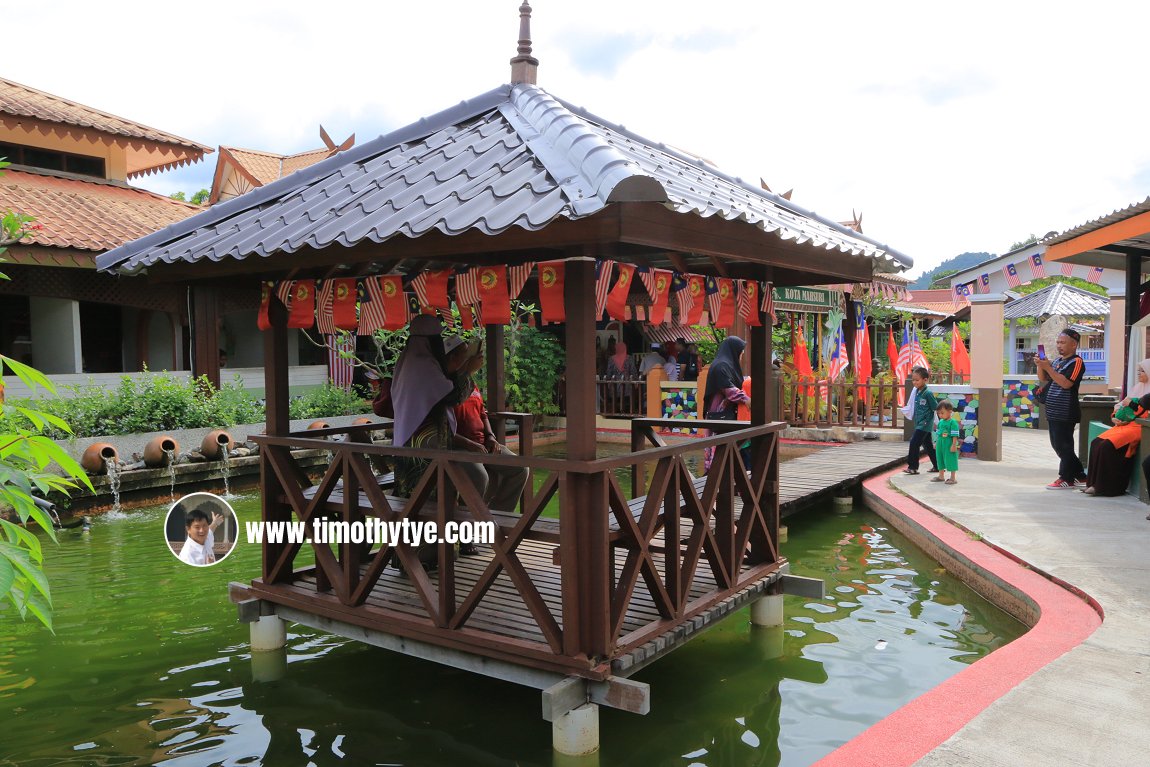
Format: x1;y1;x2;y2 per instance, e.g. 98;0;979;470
257;260;780;334
953;252;1108;299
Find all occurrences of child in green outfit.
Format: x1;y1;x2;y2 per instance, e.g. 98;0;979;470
932;400;961;484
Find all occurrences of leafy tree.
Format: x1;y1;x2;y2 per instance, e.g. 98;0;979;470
170;189;210;205
929;269;959;289
0;159;93;630
1009;234;1039;251
1014;275;1106;297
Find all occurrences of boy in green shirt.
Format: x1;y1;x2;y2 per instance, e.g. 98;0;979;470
902;366;939;475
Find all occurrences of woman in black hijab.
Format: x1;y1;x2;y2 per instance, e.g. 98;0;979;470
703;336;750;471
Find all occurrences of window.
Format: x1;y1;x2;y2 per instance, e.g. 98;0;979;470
0;141;106;178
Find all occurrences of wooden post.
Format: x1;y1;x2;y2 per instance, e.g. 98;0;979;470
261;294;290;582
645;367;666;418
696;365;709;417
749;317;775;563
486;324;507;442
560;258;610;660
191;285;221;389
1125;253;1142;391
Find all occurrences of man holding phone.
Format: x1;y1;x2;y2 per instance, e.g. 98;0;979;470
1035;328;1086;489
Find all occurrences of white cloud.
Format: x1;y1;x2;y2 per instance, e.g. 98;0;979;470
13;0;1150;276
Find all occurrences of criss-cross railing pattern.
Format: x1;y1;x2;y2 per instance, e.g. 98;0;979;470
252;418;783;668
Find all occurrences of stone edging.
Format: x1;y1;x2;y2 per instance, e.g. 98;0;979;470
812;468;1102;767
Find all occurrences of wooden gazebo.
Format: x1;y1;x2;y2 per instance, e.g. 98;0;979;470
98;5;911;753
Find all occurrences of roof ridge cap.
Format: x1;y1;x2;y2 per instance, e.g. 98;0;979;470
506;84;665;209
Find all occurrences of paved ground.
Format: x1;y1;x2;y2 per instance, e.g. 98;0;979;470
889;428;1150;767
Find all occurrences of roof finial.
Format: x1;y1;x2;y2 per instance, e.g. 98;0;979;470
510;1;539;85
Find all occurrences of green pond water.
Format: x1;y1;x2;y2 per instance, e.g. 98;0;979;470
1;490;1024;766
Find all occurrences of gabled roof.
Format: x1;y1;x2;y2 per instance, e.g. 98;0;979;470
0;169;199;252
0;77;211;177
1002;282;1109;320
208;145;341;204
97;83;912;277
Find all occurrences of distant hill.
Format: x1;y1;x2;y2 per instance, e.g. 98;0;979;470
911;252;993;290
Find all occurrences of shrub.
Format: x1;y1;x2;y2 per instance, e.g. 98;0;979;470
288;383;370;420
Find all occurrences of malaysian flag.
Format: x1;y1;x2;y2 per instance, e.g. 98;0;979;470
895;326;913;385
316;279;336;334
705;275;720;321
761;282;776;323
1030;253;1047;279
357;277;387;335
910;327;929;371
275;280;295;307
509;262;534;300
1003;263;1022;289
595;261;613;320
979;273;990;293
455;267;481;323
1087;266;1104;284
671;272;692;319
327;333;355;389
954;283;969;300
827;326;849;381
638;267;656;297
1061;262;1075;278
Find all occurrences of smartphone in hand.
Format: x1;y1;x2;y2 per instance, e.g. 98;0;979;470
1037;344;1046;360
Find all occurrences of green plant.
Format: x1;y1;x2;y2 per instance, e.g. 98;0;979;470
498;302;563;417
288;383;370;420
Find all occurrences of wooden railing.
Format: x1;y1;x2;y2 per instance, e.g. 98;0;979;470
250;418;783;676
558;376;648;418
776;378;907;429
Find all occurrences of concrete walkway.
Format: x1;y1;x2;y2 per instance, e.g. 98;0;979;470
889;428;1150;767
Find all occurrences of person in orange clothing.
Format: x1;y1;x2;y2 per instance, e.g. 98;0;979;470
1084;395;1148;496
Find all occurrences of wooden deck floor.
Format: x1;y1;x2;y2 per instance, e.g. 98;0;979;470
779;438;908;513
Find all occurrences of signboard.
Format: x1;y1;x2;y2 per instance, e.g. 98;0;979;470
772;286;838;313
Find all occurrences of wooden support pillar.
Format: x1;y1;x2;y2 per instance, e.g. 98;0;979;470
261;295;291;582
560;258;610;660
749;318;776;563
1125;253;1142;390
191;285;221;389
486;324;507;442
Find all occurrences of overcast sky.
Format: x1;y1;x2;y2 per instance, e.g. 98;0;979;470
12;1;1150;276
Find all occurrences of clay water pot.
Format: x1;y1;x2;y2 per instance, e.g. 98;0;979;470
143;435;181;468
80;443;119;474
200;430;235;461
352;417;374;426
307;421;330;431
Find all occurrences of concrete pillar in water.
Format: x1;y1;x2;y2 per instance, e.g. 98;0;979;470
833;493;853;513
749;624;785;660
750;594;784;627
250;646;287;682
552;703;599;756
250;614;287;651
778;525;788;543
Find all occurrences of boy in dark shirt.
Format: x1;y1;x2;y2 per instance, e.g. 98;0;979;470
902;367;939;475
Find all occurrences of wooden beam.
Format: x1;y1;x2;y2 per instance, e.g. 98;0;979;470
1045;209;1150;261
191;285;221;388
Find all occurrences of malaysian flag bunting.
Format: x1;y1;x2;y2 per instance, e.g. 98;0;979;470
638;267;656;297
606;263;636;321
979;273;990;293
257;281;273;330
649;268;672;324
287;279;315;329
538;261;565;324
1061;262;1075;278
316;279;336;334
1003;262;1022;289
671;273;692;321
356;277;385;334
595;261;613;320
738;280;762;326
1030;253;1047;280
1088;266;1104;284
477;265;511;325
327;333;355;389
332;278;358;330
455;267;480;328
509;262;534;300
411;269;452;311
705;276;720;322
761;283;776;323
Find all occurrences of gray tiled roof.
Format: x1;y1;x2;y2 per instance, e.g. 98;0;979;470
97;84;912;276
1002;282;1109;319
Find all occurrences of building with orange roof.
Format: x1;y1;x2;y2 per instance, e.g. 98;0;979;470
209;128;353;204
0;76;211;385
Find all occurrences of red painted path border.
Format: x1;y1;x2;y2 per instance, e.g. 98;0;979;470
813;468;1103;767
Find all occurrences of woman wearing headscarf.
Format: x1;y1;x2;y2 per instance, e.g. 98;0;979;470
390;315;475;500
703;336;751;472
1084;393;1150;496
605;341;637;379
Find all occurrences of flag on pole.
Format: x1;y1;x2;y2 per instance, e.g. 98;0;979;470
1087;266;1104;284
891;326;907;406
828;325;849;381
1003;263;1022;288
793;318;815;401
979;273;991;293
887;326;898;372
910;326;929;371
1030;253;1047;280
1061;262;1075;278
951;324;971;380
895;326;913;384
538;260;565;324
854;303;872;401
594;261;613;320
